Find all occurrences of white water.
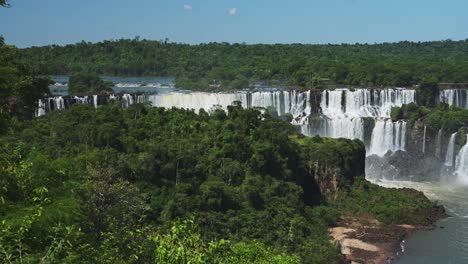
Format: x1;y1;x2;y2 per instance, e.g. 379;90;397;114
422;125;427;154
148;92;247;112
53;96;65;110
445;132;458;167
371;179;468;264
455;135;468;184
318;88;415;145
93;95;98;109
368;119;407;156
122;94;134;108
74;96;88;104
435;129;443;159
35;99;46;117
439;89;468;108
36;88;416;156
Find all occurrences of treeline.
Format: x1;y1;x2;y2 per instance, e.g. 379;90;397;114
0;36;49;124
0;103;436;263
19;38;468;90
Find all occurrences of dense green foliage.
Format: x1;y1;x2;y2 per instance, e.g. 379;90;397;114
0;102;439;263
416;78;440;107
19;38;468;90
0;36;49;123
68;72;113;95
426;105;468;133
0;103;342;263
335;177;436;225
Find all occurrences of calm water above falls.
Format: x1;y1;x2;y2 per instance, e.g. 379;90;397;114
371;180;468;264
49;75;175;95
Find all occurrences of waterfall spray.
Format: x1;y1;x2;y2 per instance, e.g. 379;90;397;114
455;135;468;184
435;129;442;159
445;132;458;167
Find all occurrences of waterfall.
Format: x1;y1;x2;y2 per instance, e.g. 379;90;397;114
422;125;427;154
148;90;311;119
440;89;467;108
435;129;443;159
93;95;98;108
74;96;88;104
136;94;146;103
319;88;414;149
35;99;46;117
368;119;407;156
53;96;65;110
289;90;311;125
148;92;248;112
122;94;134;108
455;135;468;184
35;88;417;157
445;132;458;166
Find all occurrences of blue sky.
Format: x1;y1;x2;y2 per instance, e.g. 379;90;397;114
0;0;467;47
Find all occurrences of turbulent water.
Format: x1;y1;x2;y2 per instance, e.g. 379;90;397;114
368;136;468;263
371;179;468;264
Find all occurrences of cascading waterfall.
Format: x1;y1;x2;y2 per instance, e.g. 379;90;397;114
35;99;46;117
136;94;146;104
455;135;468;184
289;90;312;125
422;125;427;154
439;89;468;108
122;94;134;108
318;88;414;150
435;129;443;159
148;92;248;112
35;88;416;156
318;89;365;141
93;95;98;108
368;119;406;156
53;96;65;110
445;132;458;166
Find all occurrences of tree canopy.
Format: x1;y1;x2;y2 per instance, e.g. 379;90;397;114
68;72;113;95
19;38;468;90
0;35;49;129
0;102;438;263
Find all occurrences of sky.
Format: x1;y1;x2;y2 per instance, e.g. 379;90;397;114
0;0;467;47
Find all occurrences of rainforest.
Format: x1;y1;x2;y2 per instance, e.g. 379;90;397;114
3;1;468;263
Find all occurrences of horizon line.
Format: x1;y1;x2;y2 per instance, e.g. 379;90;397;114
13;37;468;49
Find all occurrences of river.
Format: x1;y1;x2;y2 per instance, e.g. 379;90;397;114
372;179;468;263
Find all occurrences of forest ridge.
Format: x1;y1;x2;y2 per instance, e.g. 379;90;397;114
18;38;468;90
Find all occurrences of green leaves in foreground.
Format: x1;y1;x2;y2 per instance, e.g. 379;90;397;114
154;218;300;264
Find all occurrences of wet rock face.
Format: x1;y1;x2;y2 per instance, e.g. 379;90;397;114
366;117;468;181
366;151;443;181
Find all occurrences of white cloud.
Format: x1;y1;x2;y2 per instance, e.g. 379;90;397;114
183;4;192;11
228;8;236;16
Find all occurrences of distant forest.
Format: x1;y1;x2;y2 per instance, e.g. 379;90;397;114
18;38;468;90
